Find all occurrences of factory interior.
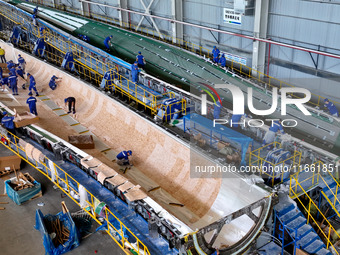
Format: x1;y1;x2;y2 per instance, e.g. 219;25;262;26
0;0;339;254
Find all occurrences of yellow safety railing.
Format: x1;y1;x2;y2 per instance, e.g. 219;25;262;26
27;0;340;111
289;178;340;253
249;142;302;186
0;129;150;255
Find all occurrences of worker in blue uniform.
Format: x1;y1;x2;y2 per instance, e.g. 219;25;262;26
64;97;76;114
6;60;15;70
1;111;17;140
8;73;18;95
1;77;8;91
213;99;223;119
116;150;133;166
104;35;113;51
262;120;285;148
212;46;220;63
18;54;26;71
324;98;339;117
131;61;139;83
49;75;62;90
39;26;45;38
136;51;146;69
26;96;38;115
27;73;39;96
16;66;25;79
230;114;245;131
218;53;226;67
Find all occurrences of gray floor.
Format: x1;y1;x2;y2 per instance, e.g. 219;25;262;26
0;144;125;255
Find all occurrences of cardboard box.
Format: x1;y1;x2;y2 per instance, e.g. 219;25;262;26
14;112;39;128
68;135;95;149
0;155;21;171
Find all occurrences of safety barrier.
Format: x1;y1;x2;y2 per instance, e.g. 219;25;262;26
27;0;340;110
249;142;302;186
288;163;340;253
0;128;151;255
0;4;185;120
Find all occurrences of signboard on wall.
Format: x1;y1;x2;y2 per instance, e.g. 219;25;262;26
223;8;242;25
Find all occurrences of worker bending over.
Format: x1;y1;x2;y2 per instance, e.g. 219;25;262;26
116;150;133;167
104;35;113;51
26;96;38;115
1;111;17;141
49;75;62;90
324;98;339;117
64;97;76;114
18;54;26;71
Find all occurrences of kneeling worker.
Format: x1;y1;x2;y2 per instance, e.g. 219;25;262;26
116;150;133;166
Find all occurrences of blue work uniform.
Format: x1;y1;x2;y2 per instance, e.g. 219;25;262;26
26;96;38;115
117;151;129;160
212;47;220;63
131;63;139;83
213;101;222;119
8;74;18;95
0;67;3;78
7;61;14;70
231;114;243;128
9;67;16;76
16;67;24;79
325;102;339;117
39;27;45;37
49;76;58;90
1;77;8;87
29;75;39;96
1;116;15;130
136;54;145;68
219;54;226;67
104;36;111;50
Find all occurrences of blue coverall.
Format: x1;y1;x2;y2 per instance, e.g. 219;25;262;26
136;54;145;69
26;96;38;115
9;67;16;76
213;101;222;119
131;63;139;83
8;74;18;95
7;61;14;70
28;75;39;96
212;47;220;63
104;36;112;50
1;115;16;140
325;101;339;117
231;114;243;129
116;150;132;165
49;76;58;90
16;67;24;79
219;54;226;67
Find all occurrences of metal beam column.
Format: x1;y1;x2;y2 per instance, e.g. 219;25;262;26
118;0;129;28
171;0;183;44
252;0;269;75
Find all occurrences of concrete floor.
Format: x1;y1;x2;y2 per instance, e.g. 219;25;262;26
0;144;125;255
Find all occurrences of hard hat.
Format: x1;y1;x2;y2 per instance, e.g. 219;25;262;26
128;150;132;155
2;111;7;115
26;72;30;76
64;98;68;103
138;51;141;54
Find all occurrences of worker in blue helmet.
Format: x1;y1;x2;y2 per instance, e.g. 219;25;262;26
18;54;26;71
116;150;133;167
26;96;38;115
64;97;76;114
218;53;226;67
213;98;223;119
136;51;146;69
8;72;18;95
1;111;17;141
104;35;113;51
262;119;285;149
131;61;139;83
49;75;62;90
27;73;39;96
324;98;339;117
212;46;220;63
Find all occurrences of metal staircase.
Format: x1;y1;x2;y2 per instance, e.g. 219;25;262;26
274;198;331;255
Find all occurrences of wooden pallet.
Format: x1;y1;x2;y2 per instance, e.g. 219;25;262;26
0;168;14;177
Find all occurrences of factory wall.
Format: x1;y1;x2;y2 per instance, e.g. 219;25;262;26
60;0;340;101
267;0;340;101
